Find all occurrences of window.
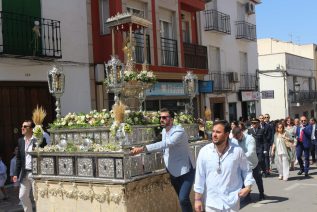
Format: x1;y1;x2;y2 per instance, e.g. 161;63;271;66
239;51;248;73
99;0;110;35
160;20;172;39
209;46;220;72
127;7;144;18
182;21;190;43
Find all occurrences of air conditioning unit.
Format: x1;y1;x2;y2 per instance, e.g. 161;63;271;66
229;72;239;83
245;2;255;15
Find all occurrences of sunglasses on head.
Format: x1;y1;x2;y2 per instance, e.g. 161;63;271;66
22;125;31;128
160;116;170;120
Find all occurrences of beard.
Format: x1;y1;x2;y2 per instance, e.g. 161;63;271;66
213;138;227;146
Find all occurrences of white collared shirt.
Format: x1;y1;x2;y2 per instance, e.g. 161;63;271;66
194;141;255;210
24;136;35;170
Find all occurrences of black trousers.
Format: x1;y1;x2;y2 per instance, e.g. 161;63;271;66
252;164;264;194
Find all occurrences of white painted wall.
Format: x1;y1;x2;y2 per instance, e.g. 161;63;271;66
258;51;315;120
200;0;260;120
0;0;92;115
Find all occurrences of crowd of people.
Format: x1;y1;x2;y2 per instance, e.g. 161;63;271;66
1;109;316;212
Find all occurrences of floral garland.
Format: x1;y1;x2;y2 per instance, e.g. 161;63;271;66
35;143;121;153
123;69;156;84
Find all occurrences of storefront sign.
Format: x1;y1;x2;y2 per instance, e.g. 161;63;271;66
241;91;260;101
146;82;198;96
198;80;213;93
261;90;274;99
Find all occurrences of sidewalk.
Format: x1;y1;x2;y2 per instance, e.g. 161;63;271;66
0;185;23;212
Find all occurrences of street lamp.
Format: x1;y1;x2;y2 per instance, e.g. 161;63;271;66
104;55;125;104
183;71;198;115
48;64;65;119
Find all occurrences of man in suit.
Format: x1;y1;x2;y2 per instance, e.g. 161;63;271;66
296;116;312;177
13;120;36;212
131;108;195;212
309;118;317;164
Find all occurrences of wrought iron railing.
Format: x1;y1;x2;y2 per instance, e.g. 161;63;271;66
0;11;62;58
161;37;178;66
239;73;257;90
204;9;231;34
235;21;256;41
133;32;151;64
208;72;231;91
290;91;317;103
183;42;207;69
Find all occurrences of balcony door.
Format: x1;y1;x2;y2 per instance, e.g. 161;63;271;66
2;0;41;55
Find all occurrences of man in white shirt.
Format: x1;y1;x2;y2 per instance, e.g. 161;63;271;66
13;120;36;212
231;127;265;201
194;120;255;212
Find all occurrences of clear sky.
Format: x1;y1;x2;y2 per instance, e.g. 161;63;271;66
256;0;317;45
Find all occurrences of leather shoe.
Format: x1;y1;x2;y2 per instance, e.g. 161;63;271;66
259;193;266;201
305;173;309;177
297;170;304;175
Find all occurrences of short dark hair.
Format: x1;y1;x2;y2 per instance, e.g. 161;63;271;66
213;120;231;133
23;120;35;128
232;127;242;136
160;108;175;118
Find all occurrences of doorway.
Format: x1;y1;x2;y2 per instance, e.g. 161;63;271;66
210;97;225;120
0;81;55;174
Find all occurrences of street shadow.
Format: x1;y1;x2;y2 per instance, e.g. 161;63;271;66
240;194;288;209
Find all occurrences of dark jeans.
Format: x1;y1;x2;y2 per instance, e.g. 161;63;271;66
296;142;310;173
169;167;195;212
252;164;264;194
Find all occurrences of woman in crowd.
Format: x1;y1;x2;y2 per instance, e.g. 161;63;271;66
229;120;239;139
271;122;291;181
284;117;297;170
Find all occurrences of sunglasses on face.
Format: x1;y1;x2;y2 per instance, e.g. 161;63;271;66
22;125;31;128
264;116;269;118
301;120;307;122
160;116;170;120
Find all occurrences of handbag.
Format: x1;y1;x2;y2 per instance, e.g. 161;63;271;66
283;133;293;148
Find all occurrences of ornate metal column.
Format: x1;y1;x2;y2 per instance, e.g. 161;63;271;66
48;64;65;119
183;71;198;115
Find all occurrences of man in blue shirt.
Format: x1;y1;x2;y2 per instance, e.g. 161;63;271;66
194;120;254;212
131;108;195;212
231;127;265;201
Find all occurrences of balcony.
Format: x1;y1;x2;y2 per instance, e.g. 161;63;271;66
183;42;207;69
239;73;257;90
0;11;62;58
290;90;317;103
161;37;178;67
134;32;151;64
208;72;232;92
235;21;256;41
204;9;231;34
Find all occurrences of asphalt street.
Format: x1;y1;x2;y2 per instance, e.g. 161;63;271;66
240;163;317;212
1;163;317;212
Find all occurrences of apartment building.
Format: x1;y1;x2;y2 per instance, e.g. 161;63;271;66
258;38;317;119
91;0;208;115
199;0;261;121
0;0;93;167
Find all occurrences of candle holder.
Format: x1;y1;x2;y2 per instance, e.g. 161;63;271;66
183;71;198;115
48;64;65;119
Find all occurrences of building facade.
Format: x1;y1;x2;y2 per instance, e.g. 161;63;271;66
91;0;208;116
258;38;317;119
0;0;93;168
199;0;261;121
